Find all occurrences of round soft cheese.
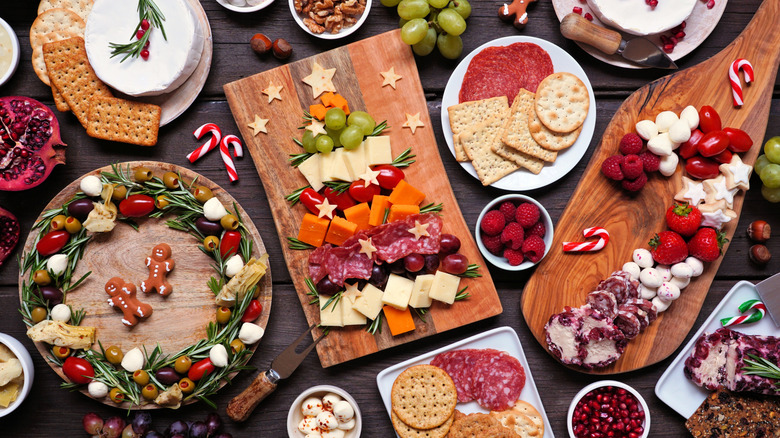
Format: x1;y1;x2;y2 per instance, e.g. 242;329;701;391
85;0;204;97
586;0;696;36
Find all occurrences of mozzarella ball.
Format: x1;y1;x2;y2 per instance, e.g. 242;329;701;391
621;262;641;280
659;152;680;177
671;262;694;279
685;257;704;276
670;276;690;289
657;282;681;301
655;111;679;133
337;419;356;431
238;323;265;345
209;344;229;367
639;268;663;288
321;430;345;438
299;417;320;434
632;249;654;268
680;105;700;130
121;347;145;372
322;393;342;411
317;411;339;431
639;284;657;300
652;296;672;312
668;119;692;144
225;255;244;278
333;400;354;423
80;175;104;197
50;303;71;322
647;132;674;156
655;265;672;282
302;397;324;417
203;197;228;221
88;381;109;398
635;119;658;141
47;254;69;276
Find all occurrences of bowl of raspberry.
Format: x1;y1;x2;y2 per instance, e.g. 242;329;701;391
476;194;553;271
567;380;650;438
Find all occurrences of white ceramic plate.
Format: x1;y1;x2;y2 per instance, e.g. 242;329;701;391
441;36;596;191
655;280;772;418
289;0;372;40
376;326;554;438
216;0;275;13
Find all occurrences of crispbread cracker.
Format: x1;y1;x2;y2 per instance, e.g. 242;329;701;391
391;365;457;430
448;413;520;438
86;96;161;147
535;72;589;133
30;8;85;85
528;106;581;151
500;89;557;163
459;110;524;186
447;96;508;162
31;30;80;88
391;411;453;438
38;0;94;22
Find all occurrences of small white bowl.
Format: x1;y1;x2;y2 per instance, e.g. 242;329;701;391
216;0;275;13
0;17;20;87
567;380;650;438
475;194;554;271
0;333;34;418
287;385;362;438
289;0;372;40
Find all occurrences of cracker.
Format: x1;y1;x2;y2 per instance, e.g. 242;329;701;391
447;96;508;162
535;72;589;133
459;110;525;186
528;105;582;151
500;89;557;163
391;411;453;438
391;365;457;430
30;8;85;85
448;413;520;438
506;400;545;433
86;96;161;147
31;29;80;87
491;401;543;438
492;140;545;175
38;0;94;22
52;84;69;112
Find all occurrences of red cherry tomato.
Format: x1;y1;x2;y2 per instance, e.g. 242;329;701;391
723;127;753;153
219;230;242;258
323;187;356;211
188;358;215;381
685;156;721;179
678;129;703;159
299;188;326;215
698;106;722;133
697;131;729;157
119;194;155;217
62;356;95;384
36;230;70;256
712;149;733;164
348;180;381;203
241;300;263;322
374;165;405;190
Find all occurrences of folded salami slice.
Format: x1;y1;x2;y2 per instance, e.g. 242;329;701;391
586;290;618;319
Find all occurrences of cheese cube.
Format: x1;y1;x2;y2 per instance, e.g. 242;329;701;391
352;284;384;320
428;271;461;305
298;153;323;192
365;136;393;165
319;151;336;182
341;293;367;326
381;274;415;310
409;274;434;308
331;148;352;182
343;142;367;181
319;295;344;327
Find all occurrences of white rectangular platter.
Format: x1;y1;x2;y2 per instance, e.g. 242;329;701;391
376;326;554;438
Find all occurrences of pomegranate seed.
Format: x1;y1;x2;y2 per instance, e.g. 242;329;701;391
663;44;674;53
136;29;146;40
679;20;687;29
144;41;150;49
584;12;593;21
669;36;678;45
141;19;150;30
573;6;583;14
140;49;150;60
707;0;715;8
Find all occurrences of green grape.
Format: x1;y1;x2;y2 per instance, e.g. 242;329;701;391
301;130;318;153
449;0;471;19
340;126;364;150
756;155;771;175
381;0;402;6
437;33;463;59
759;163;780;188
438;8;466;36
315;135;334;153
401;18;429;45
764;136;780;163
325;107;347;130
325;127;343;147
762;184;780;203
400;18;409;27
428;0;448;8
348;111;377;136
413;27;437;56
397;0;429;20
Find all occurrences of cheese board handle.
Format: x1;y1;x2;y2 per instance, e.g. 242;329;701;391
560;13;622;55
226;370;279;422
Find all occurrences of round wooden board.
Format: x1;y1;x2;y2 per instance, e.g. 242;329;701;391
18;161;272;409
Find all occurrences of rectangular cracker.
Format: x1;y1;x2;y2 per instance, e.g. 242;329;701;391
501;89;557;163
447;96;508;162
86;96;161;147
459;109;522;186
51;85;69;112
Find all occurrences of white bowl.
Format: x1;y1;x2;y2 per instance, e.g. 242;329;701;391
216;0;275;13
287;385;362;438
475;194;554;271
567;380;650;438
0;333;34;418
0;17;20;87
288;0;371;40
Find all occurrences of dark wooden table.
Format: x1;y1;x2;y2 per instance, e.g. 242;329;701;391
1;1;778;436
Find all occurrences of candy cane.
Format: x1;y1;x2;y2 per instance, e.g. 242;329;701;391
220;135;243;182
562;227;610;252
720;299;766;327
187;123;222;163
729;58;754;107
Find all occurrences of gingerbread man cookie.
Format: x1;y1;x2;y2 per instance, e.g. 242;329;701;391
141;243;175;296
498;0;537;29
105;277;153;327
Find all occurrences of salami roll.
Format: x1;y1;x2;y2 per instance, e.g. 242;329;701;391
586;290;618;319
472;351;526;411
614;310;642;339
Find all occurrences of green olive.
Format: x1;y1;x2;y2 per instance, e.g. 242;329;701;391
178;377;195;394
253;288;261;299
52;346;70;359
134;167;153;183
104;346;124;365
192;185;213;203
230;339;245;354
109;388;126;404
64;216;82;234
132;369;150;386
203;236;219;251
155;195;170;209
31;306;48;323
162;171;180;189
174;356;192;374
221;214;239;231
216;307;231;325
50;214;67;231
141;384;158;400
111;184;128;201
33;270;52;286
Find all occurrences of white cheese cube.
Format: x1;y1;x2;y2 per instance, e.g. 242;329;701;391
342;142;367;181
364;136;392;165
330;148;352;182
320;151;337;182
341;293;366;326
409;274;434;308
352;284;384;320
319;295;343;327
381;274;415;310
428;271;461;305
298;153;323;192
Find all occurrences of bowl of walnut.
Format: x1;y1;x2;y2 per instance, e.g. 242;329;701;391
290;0;371;39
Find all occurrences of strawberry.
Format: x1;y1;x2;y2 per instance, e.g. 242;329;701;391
665;202;703;237
688;227;727;262
648;231;688;265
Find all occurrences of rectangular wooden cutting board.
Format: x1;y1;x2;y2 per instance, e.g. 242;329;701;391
224;30;502;368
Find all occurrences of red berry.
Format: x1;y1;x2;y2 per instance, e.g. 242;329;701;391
665;202;703;237
515;202;540;228
621;171;648;192
500;222;525;250
141;19;150;30
639;151;660;172
140;49;150;60
688;227;726;262
481;233;504;255
136;29;146;40
601;155;625;181
620;154;644;180
649;231;688;265
503;248;525;266
526;221;546;239
584;12;593;20
480;210;505;236
619;133;643;155
521;235;546;263
498;201;516;223
572;6;582;14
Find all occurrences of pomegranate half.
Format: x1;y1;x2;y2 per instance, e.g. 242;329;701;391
0;96;66;191
0;206;19;267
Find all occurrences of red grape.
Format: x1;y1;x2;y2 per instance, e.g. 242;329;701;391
423;254;440;273
103;417;126;438
441;254;468;275
83;413;104;435
316;277;341;296
369;264;389;289
439;234;461;255
404;254;425;272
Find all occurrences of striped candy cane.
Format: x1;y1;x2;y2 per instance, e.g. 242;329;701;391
729;58;754;107
720;299;766;327
562;227;610;252
187;123;222;163
220;135;243;182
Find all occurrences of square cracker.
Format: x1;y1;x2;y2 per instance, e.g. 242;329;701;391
447;96;508;162
501;89;557;163
86;96;161;147
459;109;526;186
52;84;69;112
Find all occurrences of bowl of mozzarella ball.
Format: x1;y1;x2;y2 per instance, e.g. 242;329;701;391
216;0;274;12
287;385;361;438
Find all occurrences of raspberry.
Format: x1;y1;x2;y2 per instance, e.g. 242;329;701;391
620;154;644;180
480;210;505;236
621;171;648;192
498;202;516;223
500;222;524;250
515;202;541;228
503;248;525;266
526;221;546;239
522;235;546;263
481;232;504;255
619;133;643;155
601;155;625;181
639;151;661;172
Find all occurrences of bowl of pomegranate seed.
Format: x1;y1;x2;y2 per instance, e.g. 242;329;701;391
475;194;553;271
568;380;650;438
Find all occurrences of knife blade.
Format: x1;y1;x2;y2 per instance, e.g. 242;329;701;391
755;273;780;327
560;13;677;69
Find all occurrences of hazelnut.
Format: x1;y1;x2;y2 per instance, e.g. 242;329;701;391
272;38;293;60
749;244;771;265
747;220;771;243
250;33;272;55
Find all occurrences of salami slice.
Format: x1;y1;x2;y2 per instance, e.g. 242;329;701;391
472;351;526;411
614;310;641;339
586;290;618;319
431;349;485;403
372;213;442;263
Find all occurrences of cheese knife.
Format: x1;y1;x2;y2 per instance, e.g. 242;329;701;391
226;324;325;422
560;13;677;70
755;273;780;327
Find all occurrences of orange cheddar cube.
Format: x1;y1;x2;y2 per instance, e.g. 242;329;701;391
298;213;330;247
383;305;415;336
309;104;328;121
344;202;371;231
330;94;350;115
387;204;420;223
388;180;425;206
320;92;337;107
369;195;391;226
324;216;358;246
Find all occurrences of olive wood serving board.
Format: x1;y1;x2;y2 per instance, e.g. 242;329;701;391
224;30;502;368
18;161;272;408
522;0;780;374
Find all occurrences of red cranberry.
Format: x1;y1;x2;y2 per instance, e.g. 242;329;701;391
140;49;150;60
141;19;150;30
136;29;146;40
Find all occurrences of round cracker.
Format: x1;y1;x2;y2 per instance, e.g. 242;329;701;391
391;365;457;430
31;30;80;86
490;410;540;437
38;0;94;22
30;8;85;85
528;105;583;151
534;72;589;133
391;411;454;438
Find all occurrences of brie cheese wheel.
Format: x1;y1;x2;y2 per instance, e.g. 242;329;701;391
586;0;696;36
85;0;204;97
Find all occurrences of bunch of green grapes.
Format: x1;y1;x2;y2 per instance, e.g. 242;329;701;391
381;0;471;59
301;108;377;154
756;136;780;203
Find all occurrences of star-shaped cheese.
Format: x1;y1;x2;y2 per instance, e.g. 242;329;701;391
306;119;328;137
698;200;737;230
343;282;362;300
358;237;377;258
402;113;424;134
703;175;738;209
247;115;268;136
380;67;403;89
719;154;752;191
407;220;430;240
315;198;337;219
302;62;337;99
359;167;380;187
262;83;283;103
674;176;707;206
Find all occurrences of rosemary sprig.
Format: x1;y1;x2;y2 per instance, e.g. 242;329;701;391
366;313;383;335
286;186;310;205
743;354;780;388
419;203;443;214
289;152;314;168
455;286;470;301
305;278;319;305
413;307;428;323
288;237;315;251
391;147;416;168
109;0;168;62
458;264;482;278
370;120;389;137
320;291;343;312
323;181;350;194
382;207;390;224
